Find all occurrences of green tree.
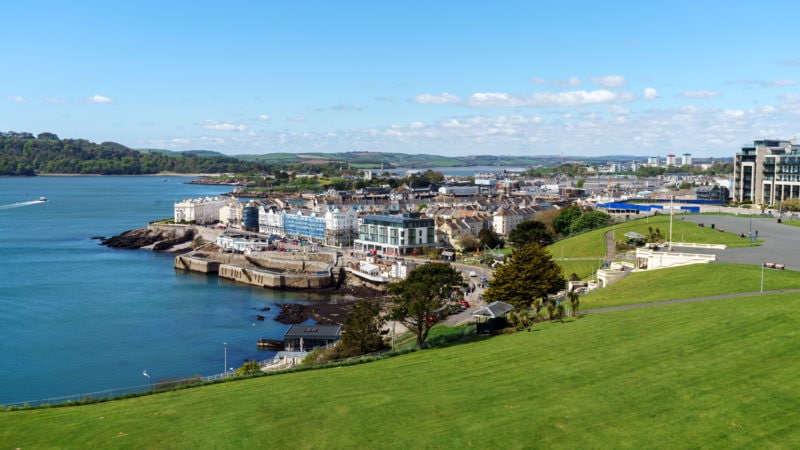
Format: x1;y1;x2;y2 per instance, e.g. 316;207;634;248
389;263;465;347
552;205;582;235
456;233;480;252
483;243;565;311
234;360;262;376
478;227;504;250
508;220;554;248
781;198;800;211
340;300;387;355
568;290;580;318
568;210;611;234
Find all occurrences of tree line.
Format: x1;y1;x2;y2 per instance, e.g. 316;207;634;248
0;132;269;176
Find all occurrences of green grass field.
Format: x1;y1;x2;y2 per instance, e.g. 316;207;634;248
609;214;758;248
582;263;800;309
3;294;800;448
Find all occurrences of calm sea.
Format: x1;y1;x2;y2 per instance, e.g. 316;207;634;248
0;176;315;406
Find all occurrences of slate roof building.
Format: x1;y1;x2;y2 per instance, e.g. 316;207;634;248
283;325;342;351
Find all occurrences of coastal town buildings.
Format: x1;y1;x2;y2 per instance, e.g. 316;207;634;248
324;207;358;247
734;139;800;206
174;196;228;225
258;206;284;236
354;213;437;256
283;210;326;243
492;205;537;237
218;201;243;227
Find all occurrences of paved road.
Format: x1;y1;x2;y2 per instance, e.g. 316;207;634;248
680;215;800;271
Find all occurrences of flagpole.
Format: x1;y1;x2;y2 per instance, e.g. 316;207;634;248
669;195;674;250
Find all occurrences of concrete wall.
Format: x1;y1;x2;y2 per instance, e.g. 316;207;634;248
635;248;716;271
218;264;332;289
175;249;335;289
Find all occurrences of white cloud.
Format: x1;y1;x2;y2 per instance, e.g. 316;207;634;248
331;104;364;111
723;109;745;118
465;89;632;107
10;96;25;103
412;92;461;104
591;75;627;88
90;94;112;104
257;114;270;121
644;88;660;100
531;76;581;86
680;90;721;99
553;76;582;87
202;120;247;131
779;94;800;104
727;79;797;88
607;105;630;115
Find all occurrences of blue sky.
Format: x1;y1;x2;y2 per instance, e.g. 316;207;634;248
3;1;800;157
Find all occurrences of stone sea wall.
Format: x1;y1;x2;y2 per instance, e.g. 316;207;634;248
175;250;335;290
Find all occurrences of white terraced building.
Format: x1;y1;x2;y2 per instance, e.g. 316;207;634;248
174;196;228;225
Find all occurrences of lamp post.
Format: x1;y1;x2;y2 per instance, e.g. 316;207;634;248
223;342;228;378
761;262;765;295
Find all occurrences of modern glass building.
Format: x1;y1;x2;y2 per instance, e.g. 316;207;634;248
735;139;800;205
354;212;436;256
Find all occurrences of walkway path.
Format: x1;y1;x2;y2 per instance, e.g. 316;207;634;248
585;288;800;315
604;230;616;263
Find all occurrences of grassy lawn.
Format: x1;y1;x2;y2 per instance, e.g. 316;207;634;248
582;262;800;309
544;213;759;268
3;295;800;448
556;258;603;280
610;214;758;248
548;227;607;259
783;220;800;228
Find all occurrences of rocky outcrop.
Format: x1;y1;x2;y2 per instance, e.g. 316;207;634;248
101;227;194;250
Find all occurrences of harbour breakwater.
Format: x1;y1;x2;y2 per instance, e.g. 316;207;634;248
175;250;338;290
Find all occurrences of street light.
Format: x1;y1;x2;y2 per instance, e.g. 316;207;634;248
143;369;151;390
761;262;765;295
223;342;228;378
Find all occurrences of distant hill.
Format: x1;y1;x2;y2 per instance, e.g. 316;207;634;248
0;133;268;176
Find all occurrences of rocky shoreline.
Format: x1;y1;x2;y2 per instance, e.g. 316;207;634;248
100;227;196;251
100;225;387;326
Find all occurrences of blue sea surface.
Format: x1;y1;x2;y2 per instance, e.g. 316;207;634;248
0;176;314;405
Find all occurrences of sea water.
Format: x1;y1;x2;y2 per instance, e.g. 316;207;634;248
0;176;314;405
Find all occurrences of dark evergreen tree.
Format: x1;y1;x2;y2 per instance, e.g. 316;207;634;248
389;263;465;347
483;243;565;311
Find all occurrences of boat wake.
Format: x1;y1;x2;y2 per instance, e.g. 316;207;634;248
0;200;47;210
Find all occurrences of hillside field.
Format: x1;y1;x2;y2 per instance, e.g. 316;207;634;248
3;293;800;448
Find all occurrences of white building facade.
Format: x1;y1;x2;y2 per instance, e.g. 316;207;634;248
354;213;437;256
324;207;358;247
174;196;228;225
258;207;284;236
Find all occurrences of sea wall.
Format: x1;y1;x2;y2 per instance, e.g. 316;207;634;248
218;264;332;289
175;250;335;290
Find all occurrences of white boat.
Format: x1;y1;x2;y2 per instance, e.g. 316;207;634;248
38;196;48;202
